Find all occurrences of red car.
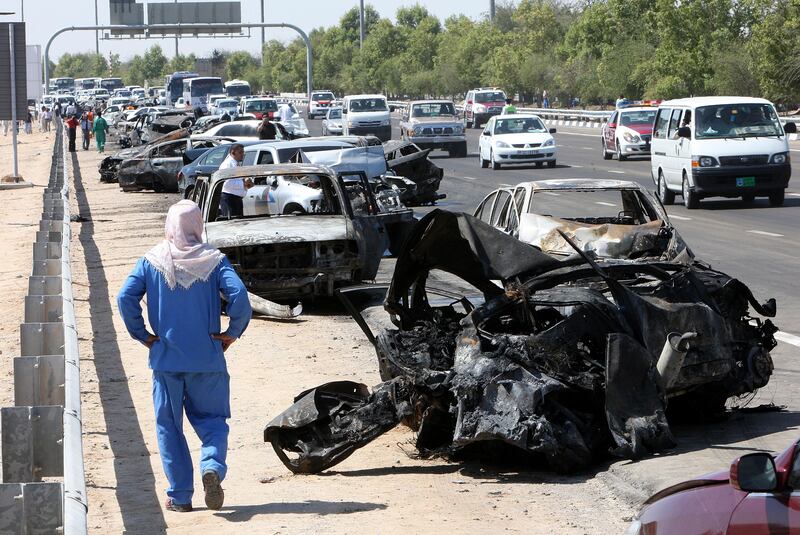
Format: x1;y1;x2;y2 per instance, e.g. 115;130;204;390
627;436;800;534
602;105;657;161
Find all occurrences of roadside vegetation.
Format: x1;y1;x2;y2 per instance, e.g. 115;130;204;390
50;0;800;105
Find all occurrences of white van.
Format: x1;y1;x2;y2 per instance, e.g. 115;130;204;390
651;97;797;208
341;94;391;141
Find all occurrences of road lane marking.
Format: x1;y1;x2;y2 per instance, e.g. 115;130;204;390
776;331;800;348
460;176;478;181
595;201;616;207
543;192;561;196
556;131;603;138
668;214;692;221
747;230;784;237
499;183;513;187
582;147;594;150
608;170;626;174
788;193;800;197
568;164;584;168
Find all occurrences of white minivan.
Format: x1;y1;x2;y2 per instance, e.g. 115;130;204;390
341;94;392;141
651;97;797;209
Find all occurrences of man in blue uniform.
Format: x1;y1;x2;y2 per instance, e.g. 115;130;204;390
118;200;252;512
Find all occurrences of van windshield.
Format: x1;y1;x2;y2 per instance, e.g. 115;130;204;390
696;104;783;139
349;98;387;112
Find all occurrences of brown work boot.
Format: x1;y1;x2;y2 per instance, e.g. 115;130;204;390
165;498;193;512
202;470;224;510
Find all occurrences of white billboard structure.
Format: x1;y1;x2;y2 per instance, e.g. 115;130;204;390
26;45;42;102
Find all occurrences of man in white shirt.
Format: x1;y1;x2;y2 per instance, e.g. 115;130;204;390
218;144;251;218
278;103;293;123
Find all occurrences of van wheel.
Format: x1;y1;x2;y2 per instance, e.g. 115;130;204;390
602;139;613;160
768;190;785;207
682;175;699;209
657;171;675;205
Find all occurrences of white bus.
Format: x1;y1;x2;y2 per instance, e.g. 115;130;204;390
182;77;224;112
224;79;251;99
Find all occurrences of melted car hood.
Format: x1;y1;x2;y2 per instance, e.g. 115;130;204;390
205;215;352;249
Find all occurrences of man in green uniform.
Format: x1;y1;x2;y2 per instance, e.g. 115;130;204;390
92;110;108;153
502;98;517;115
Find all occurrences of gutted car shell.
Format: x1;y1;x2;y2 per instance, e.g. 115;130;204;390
266;210;777;474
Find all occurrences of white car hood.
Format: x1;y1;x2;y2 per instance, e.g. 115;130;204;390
348;110;389;123
689;136;788;157
492;132;553;145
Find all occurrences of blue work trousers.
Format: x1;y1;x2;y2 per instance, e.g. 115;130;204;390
152;371;230;505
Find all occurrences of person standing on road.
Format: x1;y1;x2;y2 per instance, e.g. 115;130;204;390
24;111;32;134
80;112;92;150
117;200;252;513
257;116;276;140
65;115;78;152
542;89;549;109
502;98;517;115
92;111;108;153
218;144;252;218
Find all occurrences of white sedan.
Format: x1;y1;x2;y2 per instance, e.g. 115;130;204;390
243;175;324;215
478;114;557;170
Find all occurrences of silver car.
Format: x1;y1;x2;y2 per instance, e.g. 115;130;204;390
322;107;343;136
399;100;467;157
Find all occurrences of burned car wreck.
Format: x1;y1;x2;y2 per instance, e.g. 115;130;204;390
265;210;778;474
383;140;445;206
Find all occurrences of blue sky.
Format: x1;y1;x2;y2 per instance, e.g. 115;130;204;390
3;0;493;62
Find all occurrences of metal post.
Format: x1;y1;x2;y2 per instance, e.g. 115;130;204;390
20;0;23;21
94;0;99;54
358;0;365;48
260;0;265;48
174;0;178;57
9;23;19;179
490;0;495;22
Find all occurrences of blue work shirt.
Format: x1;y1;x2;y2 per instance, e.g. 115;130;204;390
117;257;252;372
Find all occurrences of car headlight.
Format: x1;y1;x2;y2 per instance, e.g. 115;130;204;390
623;132;641;143
474;104;486;113
771;152;789;164
692;155;719;168
412;126;423;136
348;120;355;128
453;124;463;134
542;138;555;147
332;122;341;128
495;141;511;148
380;118;390;126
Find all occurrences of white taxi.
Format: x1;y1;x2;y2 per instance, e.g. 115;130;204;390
478;114;557;170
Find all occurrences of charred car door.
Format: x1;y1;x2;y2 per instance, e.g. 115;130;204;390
150;140;188;192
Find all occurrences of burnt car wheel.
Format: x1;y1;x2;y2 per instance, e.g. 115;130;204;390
657;171;675;205
682;176;699;209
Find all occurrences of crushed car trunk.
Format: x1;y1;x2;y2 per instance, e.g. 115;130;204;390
383;140;445;205
265;209;778;474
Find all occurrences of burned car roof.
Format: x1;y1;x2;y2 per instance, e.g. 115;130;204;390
211;163;337;182
526;178;645;191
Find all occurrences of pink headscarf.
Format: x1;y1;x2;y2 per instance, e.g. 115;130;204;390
144;200;224;290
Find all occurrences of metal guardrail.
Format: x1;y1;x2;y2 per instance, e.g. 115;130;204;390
0;121;88;533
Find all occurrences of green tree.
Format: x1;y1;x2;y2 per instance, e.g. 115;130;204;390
226;51;258;80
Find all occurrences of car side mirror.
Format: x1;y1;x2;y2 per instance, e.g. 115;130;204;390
549;128;557;134
784;122;797;134
482;131;489;136
730;453;778;492
677;126;691;138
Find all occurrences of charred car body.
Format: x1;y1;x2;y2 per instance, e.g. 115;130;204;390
191;164;414;300
383;140;446;205
265;209;778;474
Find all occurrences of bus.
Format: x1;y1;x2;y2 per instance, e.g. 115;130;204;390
75;78;99;90
166;71;199;105
183;77;224;111
52;77;75;93
100;77;124;93
224;79;251;99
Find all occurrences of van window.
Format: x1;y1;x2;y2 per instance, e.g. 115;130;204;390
667;109;682;138
653;109;671;138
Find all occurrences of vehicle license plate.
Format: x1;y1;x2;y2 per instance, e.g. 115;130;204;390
736;176;756;187
519;150;536;156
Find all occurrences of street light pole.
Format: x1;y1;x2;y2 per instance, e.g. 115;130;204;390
19;0;23;21
358;0;364;48
94;0;99;54
490;0;495;22
260;0;265;49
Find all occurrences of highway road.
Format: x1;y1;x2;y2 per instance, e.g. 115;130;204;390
306;116;800;341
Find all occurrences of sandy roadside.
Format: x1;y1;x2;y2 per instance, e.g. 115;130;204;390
0;127;60;409
66;140;631;535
